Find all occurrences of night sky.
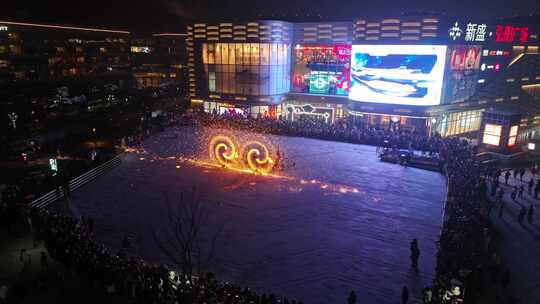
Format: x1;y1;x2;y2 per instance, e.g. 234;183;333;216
1;0;539;32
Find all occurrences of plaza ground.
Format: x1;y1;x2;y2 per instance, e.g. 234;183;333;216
58;126;447;304
489;171;540;303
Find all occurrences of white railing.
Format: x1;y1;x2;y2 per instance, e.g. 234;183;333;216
29;154;122;209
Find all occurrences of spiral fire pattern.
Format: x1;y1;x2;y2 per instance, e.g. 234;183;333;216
209;135;237;167
242;141;275;174
208;135;275;174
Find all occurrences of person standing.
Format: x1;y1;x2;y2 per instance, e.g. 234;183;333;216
511;187;517;201
497;188;505;204
40;251;48;271
535;180;540;199
347;290;357;304
491;181;498;196
520;168;526;182
528;204;535;224
401;286;409;304
505;171;511;185
518;206;527;225
410;239;420;268
502;269;510;290
529;177;534;195
518;185;524;199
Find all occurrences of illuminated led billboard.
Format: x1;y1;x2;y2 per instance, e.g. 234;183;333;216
292;44;351;96
349;45;447;106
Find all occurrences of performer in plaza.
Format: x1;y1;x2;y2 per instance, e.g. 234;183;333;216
275;147;282;171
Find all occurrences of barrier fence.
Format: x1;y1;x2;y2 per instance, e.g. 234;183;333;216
29;154;122;210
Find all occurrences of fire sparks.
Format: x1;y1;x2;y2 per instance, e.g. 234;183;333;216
122;129;361;197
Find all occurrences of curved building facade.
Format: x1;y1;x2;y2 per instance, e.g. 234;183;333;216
187;16;540;153
187;21;292;117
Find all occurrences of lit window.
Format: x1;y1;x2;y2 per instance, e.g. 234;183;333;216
209;72;216;92
508;125;518;146
483;123;502;146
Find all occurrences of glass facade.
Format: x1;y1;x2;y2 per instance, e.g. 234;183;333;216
436;110;483;137
202;43;291;96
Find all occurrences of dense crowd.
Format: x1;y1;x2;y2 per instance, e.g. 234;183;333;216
192;112;450;154
434;138;497;302
30;210;303;304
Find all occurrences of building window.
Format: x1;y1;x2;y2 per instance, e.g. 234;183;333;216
8;45;22;55
437;110;483;137
508;125;518;146
483;123;502;146
209;72;216;92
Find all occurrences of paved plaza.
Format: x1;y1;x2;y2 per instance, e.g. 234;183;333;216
490;172;540;303
60;126;447;303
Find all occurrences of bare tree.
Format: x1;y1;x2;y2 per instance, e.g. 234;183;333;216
152;188;224;279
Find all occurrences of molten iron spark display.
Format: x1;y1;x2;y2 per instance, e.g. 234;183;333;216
209;134;275;174
123;128;361;196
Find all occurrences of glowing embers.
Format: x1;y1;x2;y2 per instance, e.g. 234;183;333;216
209;134;275;174
209;135;237;167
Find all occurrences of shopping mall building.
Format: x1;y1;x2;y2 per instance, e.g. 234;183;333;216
186;15;540;153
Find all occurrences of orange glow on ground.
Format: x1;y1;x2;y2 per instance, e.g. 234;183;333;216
121;129;361;196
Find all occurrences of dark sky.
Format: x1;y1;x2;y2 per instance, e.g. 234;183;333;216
1;0;539;32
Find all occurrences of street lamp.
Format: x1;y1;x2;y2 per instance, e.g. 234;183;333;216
8;112;18;129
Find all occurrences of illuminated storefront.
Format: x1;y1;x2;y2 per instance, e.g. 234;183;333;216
283;100;345;124
437;110;483;137
482;123;503;146
202;100;282;119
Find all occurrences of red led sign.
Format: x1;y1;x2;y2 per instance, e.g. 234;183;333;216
496;25;529;43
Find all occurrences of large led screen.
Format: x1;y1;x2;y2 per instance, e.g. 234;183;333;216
349;45;447;106
292;44;351;96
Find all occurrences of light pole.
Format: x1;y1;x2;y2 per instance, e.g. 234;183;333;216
8;112;18;129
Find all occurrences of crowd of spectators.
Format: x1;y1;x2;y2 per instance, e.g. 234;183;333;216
192;112;450;155
434;138;500;302
28;210;303;304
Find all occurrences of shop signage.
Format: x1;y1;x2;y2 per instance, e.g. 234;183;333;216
495;25;528;43
449;46;481;70
482;49;510;56
448;22;489;42
49;158;58;173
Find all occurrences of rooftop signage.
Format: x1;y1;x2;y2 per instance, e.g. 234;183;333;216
448;21;490;42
